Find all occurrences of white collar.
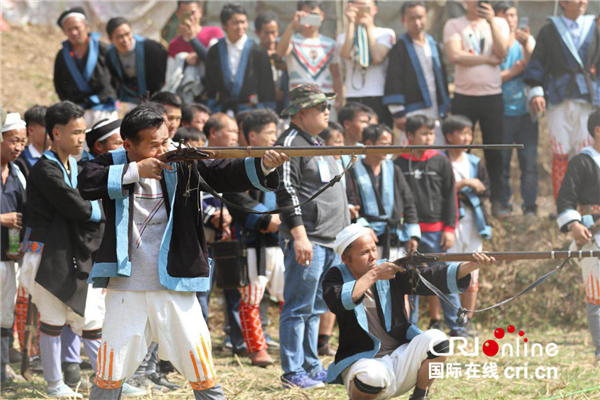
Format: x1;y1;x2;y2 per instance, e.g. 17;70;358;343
561;14;582;28
28;144;43;159
225;34;248;50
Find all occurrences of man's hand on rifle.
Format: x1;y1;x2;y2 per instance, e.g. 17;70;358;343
262;149;290;170
571;221;592;246
371;262;405;281
457;253;496;279
138;158;173;180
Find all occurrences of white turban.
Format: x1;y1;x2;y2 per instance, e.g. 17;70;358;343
2;113;26;133
334;223;371;256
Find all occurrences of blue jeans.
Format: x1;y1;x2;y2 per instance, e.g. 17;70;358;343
500;114;539;209
408;231;463;332
279;239;340;377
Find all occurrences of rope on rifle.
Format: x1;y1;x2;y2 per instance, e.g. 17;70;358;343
182;154;357;215
412;256;572;328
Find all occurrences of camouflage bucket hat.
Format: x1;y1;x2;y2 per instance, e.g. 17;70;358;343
281;83;336;117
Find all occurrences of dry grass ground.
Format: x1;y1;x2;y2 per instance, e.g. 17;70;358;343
2;24;600;399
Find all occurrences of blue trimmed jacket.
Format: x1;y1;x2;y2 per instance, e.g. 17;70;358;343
322;261;471;384
78;148;279;292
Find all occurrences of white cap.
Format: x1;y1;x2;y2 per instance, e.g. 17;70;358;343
2;113;26;133
334;223;371;256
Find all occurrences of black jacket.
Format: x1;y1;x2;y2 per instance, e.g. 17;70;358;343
557;151;600;232
346;160;420;244
78;151;278;287
395;150;458;232
384;33;451;117
53;38;117;108
106;37;168;100
205;38;276;113
25;155;102;316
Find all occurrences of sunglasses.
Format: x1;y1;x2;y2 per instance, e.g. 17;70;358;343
314;102;331;113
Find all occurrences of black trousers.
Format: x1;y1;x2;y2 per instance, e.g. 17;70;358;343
451;93;504;203
347;96;393;128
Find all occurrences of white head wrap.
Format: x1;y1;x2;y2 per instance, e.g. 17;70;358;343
60;12;87;27
2;113;26;133
334;223;371;256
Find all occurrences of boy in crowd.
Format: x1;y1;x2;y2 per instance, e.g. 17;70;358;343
167;0;223;73
523;0;598;201
337;102;372;168
395;115;465;336
16;105;49;178
0;113;27;384
106;17;168;104
181;103;211;133
224;109;285;368
85;118;123;159
277;1;343;111
337;0;396;126
150;91;182;139
20;102;104;398
337;102;371;147
557;109;600;363
255;11;289;114
346;124;420;260
53;8;117;127
174;127;207;148
384;1;451;146
443;115;492;330
205;3;276;114
495;1;539;217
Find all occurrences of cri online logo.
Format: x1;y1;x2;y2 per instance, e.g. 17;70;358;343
430;324;559;357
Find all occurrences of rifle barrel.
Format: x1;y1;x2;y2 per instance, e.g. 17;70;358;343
162;144;523;162
414;251;600;263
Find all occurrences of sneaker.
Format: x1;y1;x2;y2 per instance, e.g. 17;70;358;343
148;372;180;391
281;373;324;390
428;319;443;331
317;344;336;356
492;202;512;218
223;336;233;350
311;368;327;383
249;349;274;368
265;334;280;348
121;382;147;397
47;383;83;398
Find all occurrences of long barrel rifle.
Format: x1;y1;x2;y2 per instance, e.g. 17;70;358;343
158;143;523;218
160;144;522;162
391;250;597;326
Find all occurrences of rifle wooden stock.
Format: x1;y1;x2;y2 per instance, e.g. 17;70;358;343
161;144;523;162
393;250;600;265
